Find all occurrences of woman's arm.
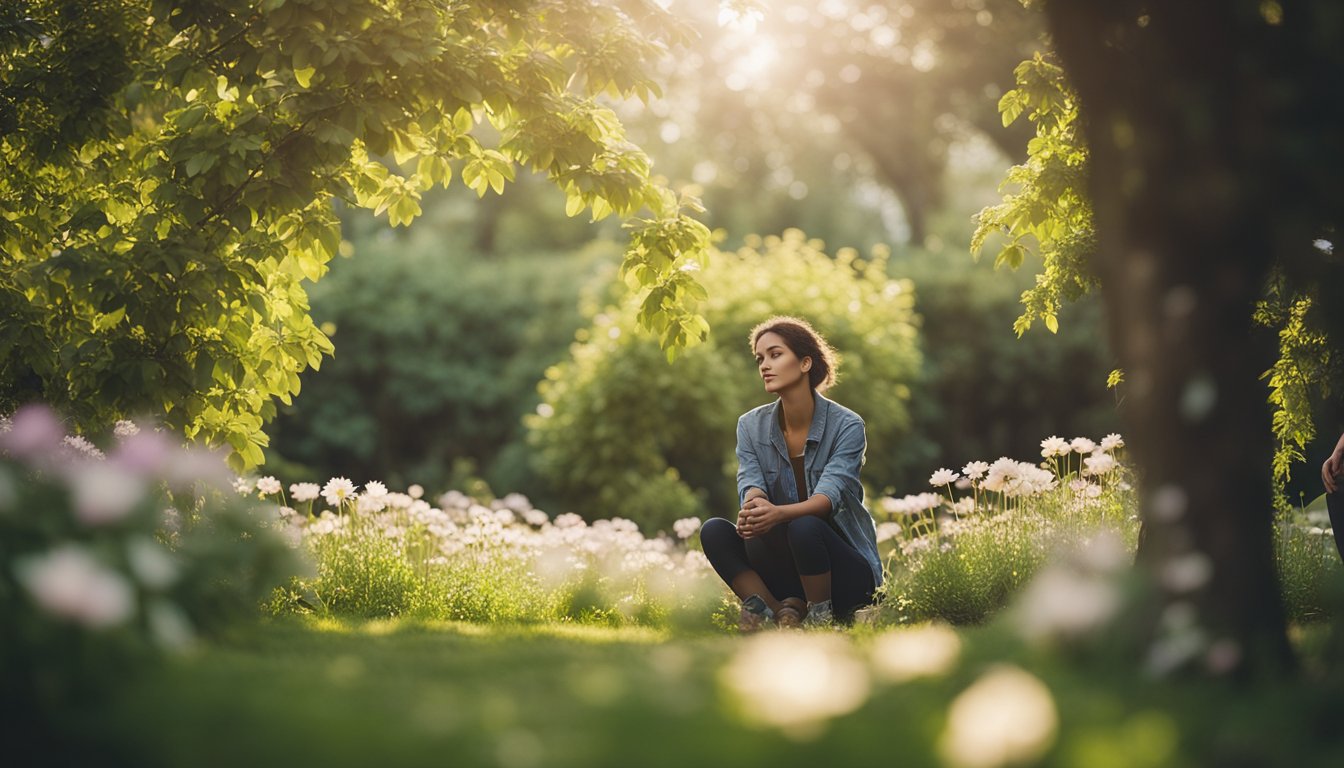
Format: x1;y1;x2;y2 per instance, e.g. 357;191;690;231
1322;431;1344;493
738;419;866;538
735;416;770;506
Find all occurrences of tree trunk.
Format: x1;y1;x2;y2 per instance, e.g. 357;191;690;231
1044;0;1293;673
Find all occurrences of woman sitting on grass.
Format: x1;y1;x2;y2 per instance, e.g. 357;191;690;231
700;316;884;630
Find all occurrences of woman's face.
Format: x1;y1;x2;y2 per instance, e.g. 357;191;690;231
754;331;810;394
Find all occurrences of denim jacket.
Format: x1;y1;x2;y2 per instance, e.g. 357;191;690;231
735;391;884;587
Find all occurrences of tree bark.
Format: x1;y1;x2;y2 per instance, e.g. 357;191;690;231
1044;0;1293;673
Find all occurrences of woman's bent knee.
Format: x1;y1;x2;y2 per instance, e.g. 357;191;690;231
785;515;828;543
699;517;737;547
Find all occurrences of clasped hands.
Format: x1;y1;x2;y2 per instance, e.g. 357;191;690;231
736;496;781;539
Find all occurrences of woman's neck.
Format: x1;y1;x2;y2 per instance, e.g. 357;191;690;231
779;385;814;436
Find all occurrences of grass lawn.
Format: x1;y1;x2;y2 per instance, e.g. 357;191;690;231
42;616;1344;768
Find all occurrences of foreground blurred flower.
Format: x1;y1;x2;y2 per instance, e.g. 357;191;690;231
69;463;147;526
15;544;136;629
1014;566;1120;644
0;405;64;458
720;633;870;738
938;666;1058;768
869;623;961;683
322;477;357;507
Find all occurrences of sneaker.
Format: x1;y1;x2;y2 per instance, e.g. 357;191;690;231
738;594;772;633
803;599;833;627
773;597;808;628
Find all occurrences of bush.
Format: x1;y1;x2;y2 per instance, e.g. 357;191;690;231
0;406;297;743
1275;500;1344;623
263;482;722;628
528;229;929;531
877;436;1139;625
266;227;619;497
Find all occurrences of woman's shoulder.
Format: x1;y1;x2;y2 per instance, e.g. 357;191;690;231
819;394;865;428
737;401;776;427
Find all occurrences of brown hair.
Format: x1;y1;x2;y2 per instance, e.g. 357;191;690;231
749;316;839;392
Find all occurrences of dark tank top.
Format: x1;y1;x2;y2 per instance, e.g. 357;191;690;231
790;454;808;502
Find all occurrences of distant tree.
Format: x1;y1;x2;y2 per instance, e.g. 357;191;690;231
0;0;709;468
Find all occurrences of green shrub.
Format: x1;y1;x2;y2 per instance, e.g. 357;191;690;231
1275;501;1344;623
529;229;929;531
1;406;297;736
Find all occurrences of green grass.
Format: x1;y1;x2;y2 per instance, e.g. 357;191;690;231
39;616;1344;768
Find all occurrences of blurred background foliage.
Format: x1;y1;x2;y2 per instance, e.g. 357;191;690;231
529;230;925;531
264;0;1121;530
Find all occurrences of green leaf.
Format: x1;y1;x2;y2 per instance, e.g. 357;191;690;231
294;66;316;88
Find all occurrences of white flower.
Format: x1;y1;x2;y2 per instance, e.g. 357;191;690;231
1082;452;1117;476
356;493;387;514
15;545;136;629
1040;436;1069;458
1016;566;1120;643
554;513;586;529
322;477;357;507
126;536;179;589
69;463;147;525
232;476;254;495
62;435;105;460
113;420;141;438
256;476;282;495
929;468;960;487
364;480;388;499
1070;437;1096;455
290;482;320;502
407;483;424;499
1099;433;1124;452
961;461;989;481
938;666;1058;768
672;517;702;539
871;624;962;683
875;521;903;543
720;633;871;735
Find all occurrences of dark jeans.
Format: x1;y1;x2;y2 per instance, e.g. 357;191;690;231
700;515;875;621
1326;492;1344;565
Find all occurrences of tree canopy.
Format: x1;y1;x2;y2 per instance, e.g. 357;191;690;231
0;0;709;467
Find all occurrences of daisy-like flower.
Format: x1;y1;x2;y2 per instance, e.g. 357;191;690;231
1070;437;1097;455
256;476;282;495
929;468;960;487
364;480;388;499
322;477;357;507
962;461;990;481
232;476;255;495
355;493;386;515
1040;436;1069;458
290;482;320;502
1082;452;1117;476
1099;433;1125;452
